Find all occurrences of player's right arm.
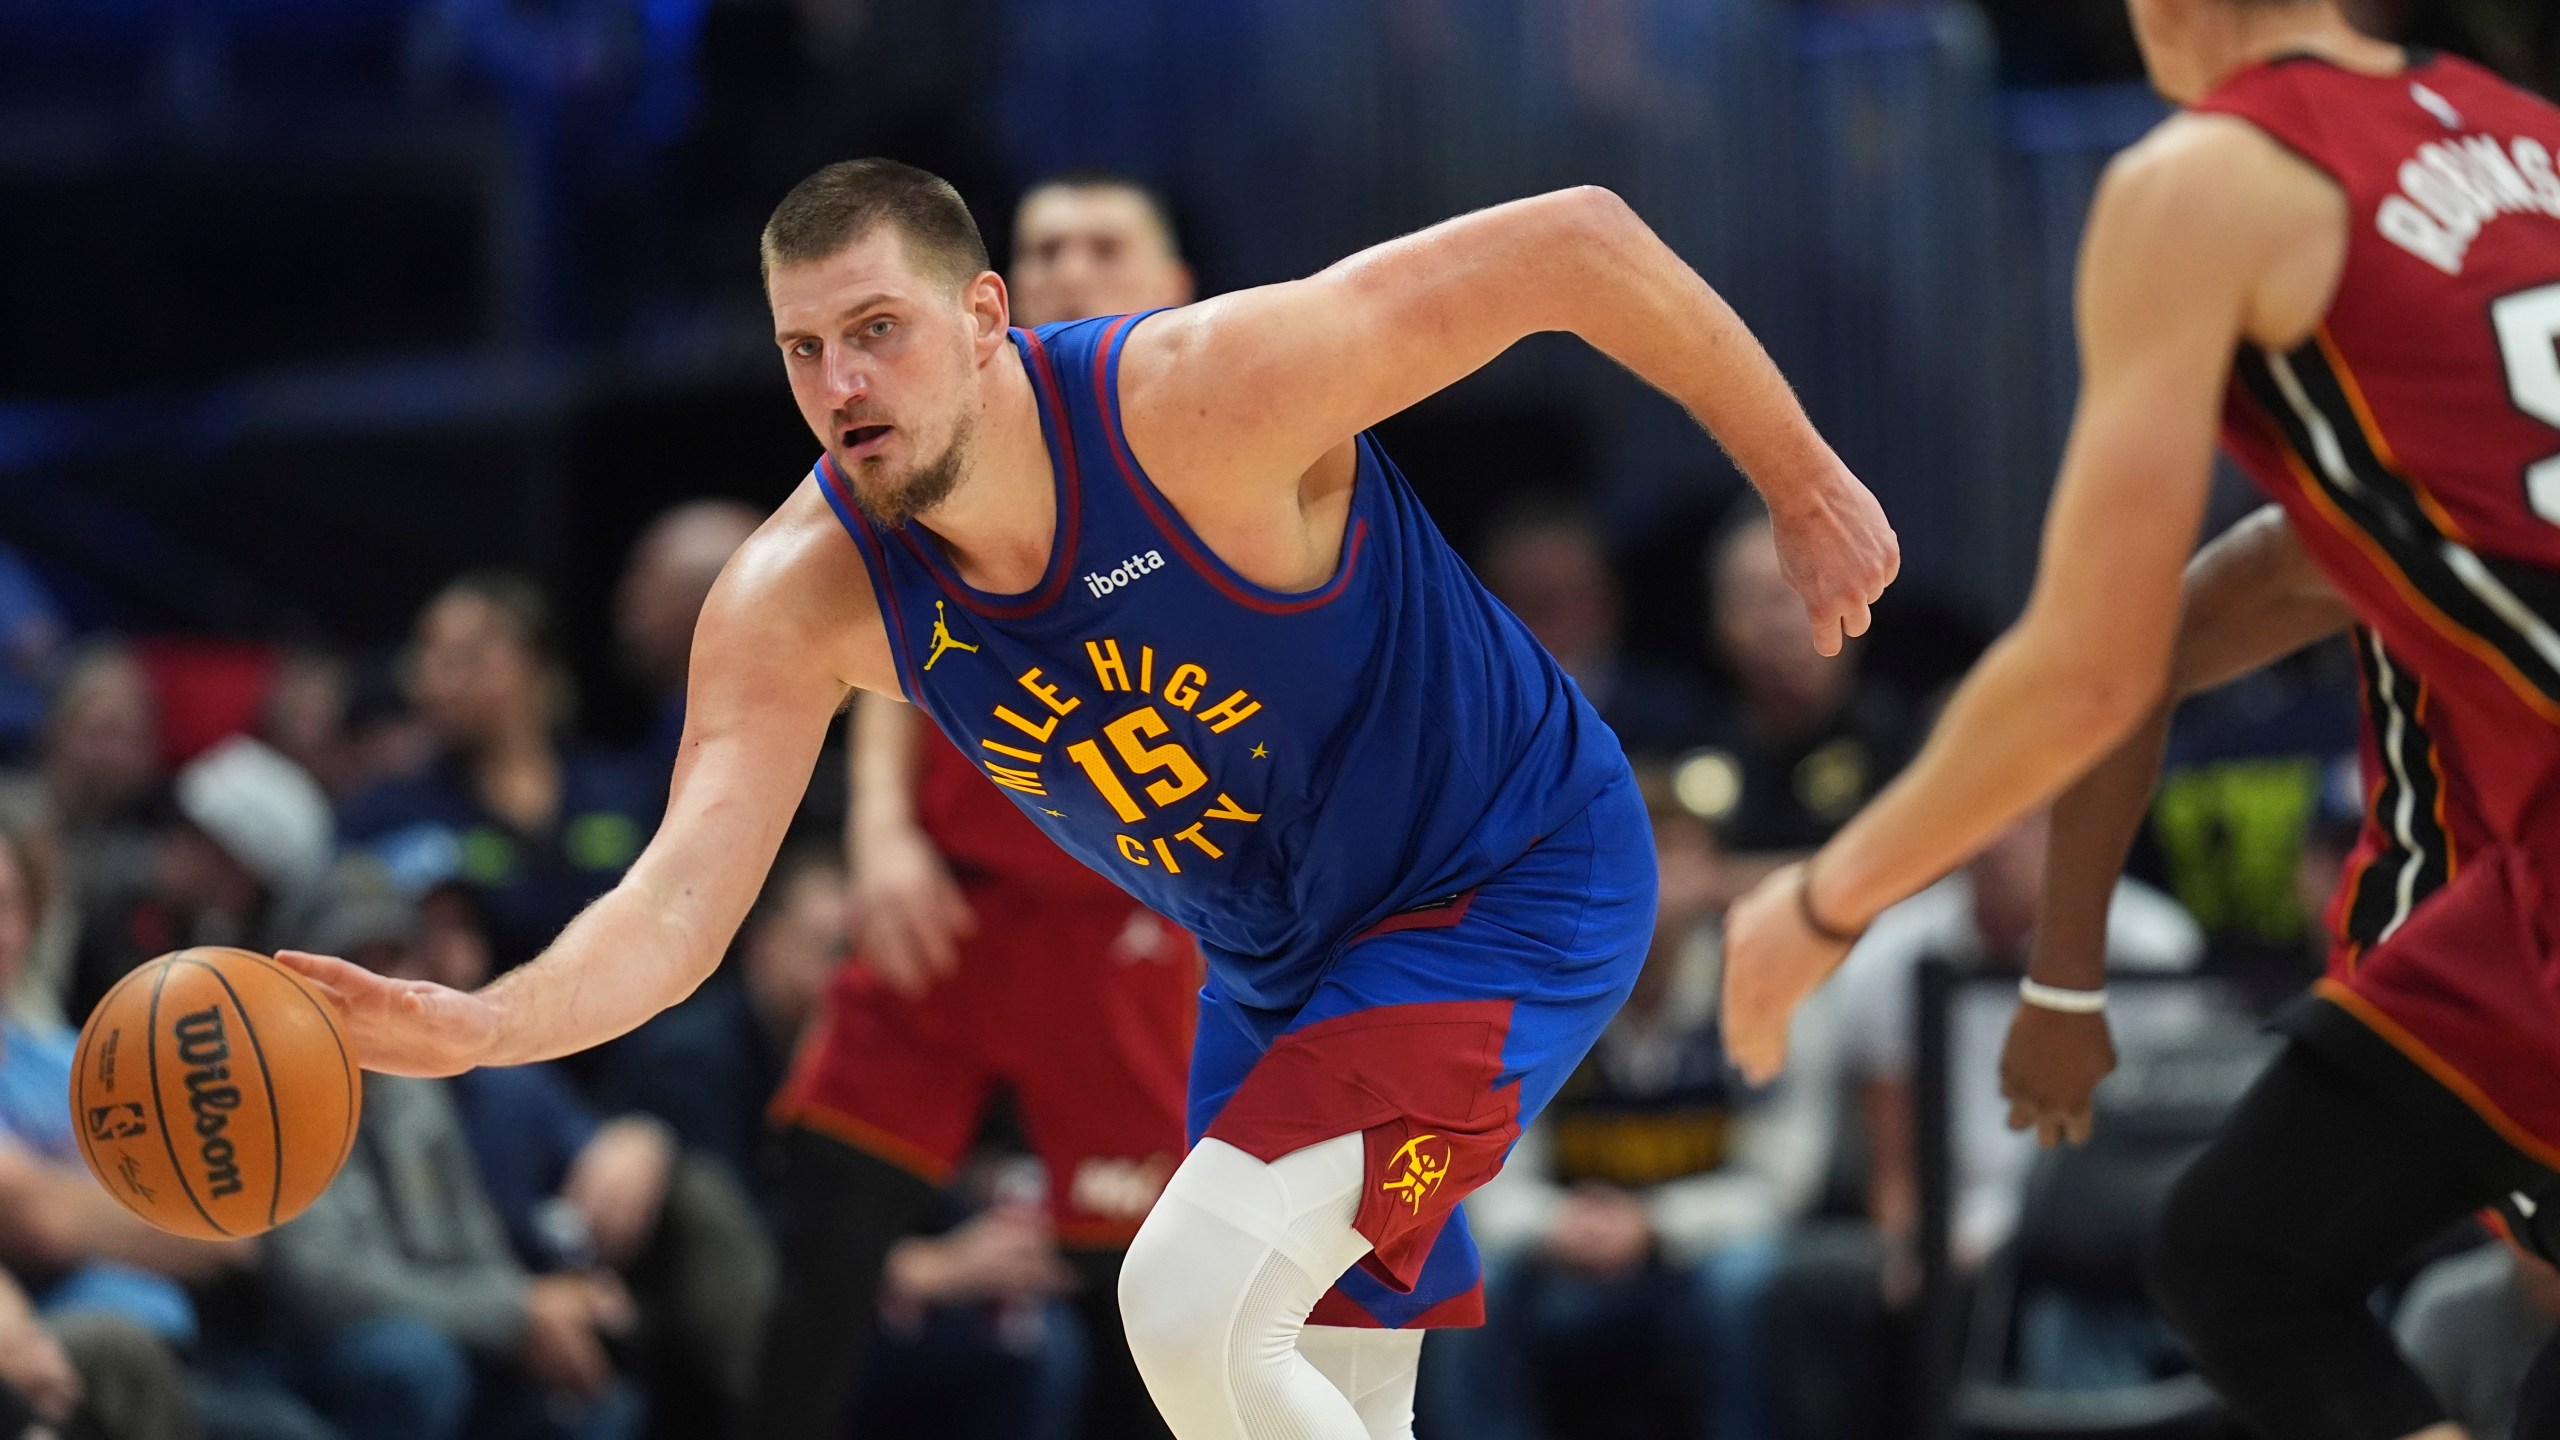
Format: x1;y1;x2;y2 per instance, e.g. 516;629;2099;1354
1999;505;2352;1144
284;484;896;1076
845;692;976;998
1119;188;1896;655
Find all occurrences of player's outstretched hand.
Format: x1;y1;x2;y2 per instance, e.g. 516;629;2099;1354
273;950;501;1078
1769;465;1899;658
851;828;979;1000
1999;1002;2115;1148
1719;862;1856;1086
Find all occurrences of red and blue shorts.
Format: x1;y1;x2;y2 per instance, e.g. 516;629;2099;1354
1188;771;1655;1329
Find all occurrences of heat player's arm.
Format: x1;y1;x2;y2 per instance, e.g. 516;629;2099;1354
1803;117;2338;934
288;484;892;1075
2031;507;2355;991
848;691;923;860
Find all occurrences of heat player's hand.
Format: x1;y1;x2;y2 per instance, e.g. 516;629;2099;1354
1719;862;1854;1085
851;827;977;1000
2000;1003;2115;1148
274;951;500;1077
1769;464;1899;658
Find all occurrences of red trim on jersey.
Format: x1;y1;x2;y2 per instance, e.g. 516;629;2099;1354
1087;312;1370;615
893;329;1085;620
818;456;922;701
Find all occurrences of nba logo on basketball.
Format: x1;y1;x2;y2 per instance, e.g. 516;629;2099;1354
84;1103;146;1142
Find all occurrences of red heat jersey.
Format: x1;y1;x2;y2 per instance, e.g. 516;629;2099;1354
2201;54;2560;949
916;727;1122;896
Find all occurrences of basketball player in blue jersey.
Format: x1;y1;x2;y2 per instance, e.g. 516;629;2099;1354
284;158;1897;1439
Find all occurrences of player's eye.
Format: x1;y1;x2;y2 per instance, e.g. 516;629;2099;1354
865;318;895;339
789;339;819;359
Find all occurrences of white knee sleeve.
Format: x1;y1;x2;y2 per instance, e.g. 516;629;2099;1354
1118;1135;1381;1440
1298;1327;1423;1440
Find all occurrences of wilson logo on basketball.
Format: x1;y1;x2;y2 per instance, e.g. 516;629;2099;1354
172;1007;247;1199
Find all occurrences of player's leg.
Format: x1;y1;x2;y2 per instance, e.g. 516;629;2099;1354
1117;1133;1380;1440
2149;1041;2497;1440
1296;1328;1425;1440
750;972;996;1440
1122;772;1654;1440
746;1126;940;1439
998;898;1195;1440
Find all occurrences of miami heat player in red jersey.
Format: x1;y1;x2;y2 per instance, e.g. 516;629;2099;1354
754;174;1199;1440
1714;4;2560;1439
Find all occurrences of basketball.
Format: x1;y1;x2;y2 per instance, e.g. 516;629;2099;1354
70;948;362;1240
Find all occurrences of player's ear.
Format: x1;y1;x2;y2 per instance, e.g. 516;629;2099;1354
966;270;1012;356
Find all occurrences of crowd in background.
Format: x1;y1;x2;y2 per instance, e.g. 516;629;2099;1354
4;475;2553;1440
2;0;2559;1433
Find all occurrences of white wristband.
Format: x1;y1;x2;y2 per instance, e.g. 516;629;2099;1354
2019;977;2107;1014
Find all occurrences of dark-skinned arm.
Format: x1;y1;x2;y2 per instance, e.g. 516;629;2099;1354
2000;505;2351;1144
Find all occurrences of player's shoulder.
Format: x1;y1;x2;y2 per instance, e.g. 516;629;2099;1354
2102;109;2315;213
2086;110;2340;277
688;472;891;691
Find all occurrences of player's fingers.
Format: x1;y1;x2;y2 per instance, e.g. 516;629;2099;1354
272;949;378;1000
938;883;980;939
2064;1108;2095;1146
2036;1115;2067;1149
1839;598;1874;640
1808;610;1844;659
2006;1100;2033;1133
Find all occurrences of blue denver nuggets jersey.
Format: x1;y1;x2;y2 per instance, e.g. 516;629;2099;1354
820;314;1628;1010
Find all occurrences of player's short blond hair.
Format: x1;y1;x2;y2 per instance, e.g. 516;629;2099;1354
761;158;993;291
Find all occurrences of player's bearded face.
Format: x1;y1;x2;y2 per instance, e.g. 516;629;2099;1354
833;323;978;529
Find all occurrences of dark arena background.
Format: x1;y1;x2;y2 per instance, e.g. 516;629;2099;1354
1;1;2555;1438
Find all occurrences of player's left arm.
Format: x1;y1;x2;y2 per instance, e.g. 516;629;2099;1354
1719;117;2338;1083
1118;188;1896;654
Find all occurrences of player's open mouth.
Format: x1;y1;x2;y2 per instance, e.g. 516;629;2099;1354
843;425;892;456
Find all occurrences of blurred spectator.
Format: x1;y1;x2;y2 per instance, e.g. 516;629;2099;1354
1671;506;1917;896
1477;505;1705;759
2395;1243;2560;1440
320;856;772;1438
0;816;246;1440
258;651;361;805
0;547;65;768
25;646;162;881
340;574;656;975
70;737;332;1022
0;1263;198;1440
597;844;846;1198
1437;770;1823;1440
1007;171;1194;329
612;503;760;794
1762;811;2204;1437
264;1063;639;1440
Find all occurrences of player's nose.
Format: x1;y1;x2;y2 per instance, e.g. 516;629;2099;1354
820;347;871;405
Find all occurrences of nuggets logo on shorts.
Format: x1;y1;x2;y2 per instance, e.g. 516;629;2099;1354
1379;1133;1450;1214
